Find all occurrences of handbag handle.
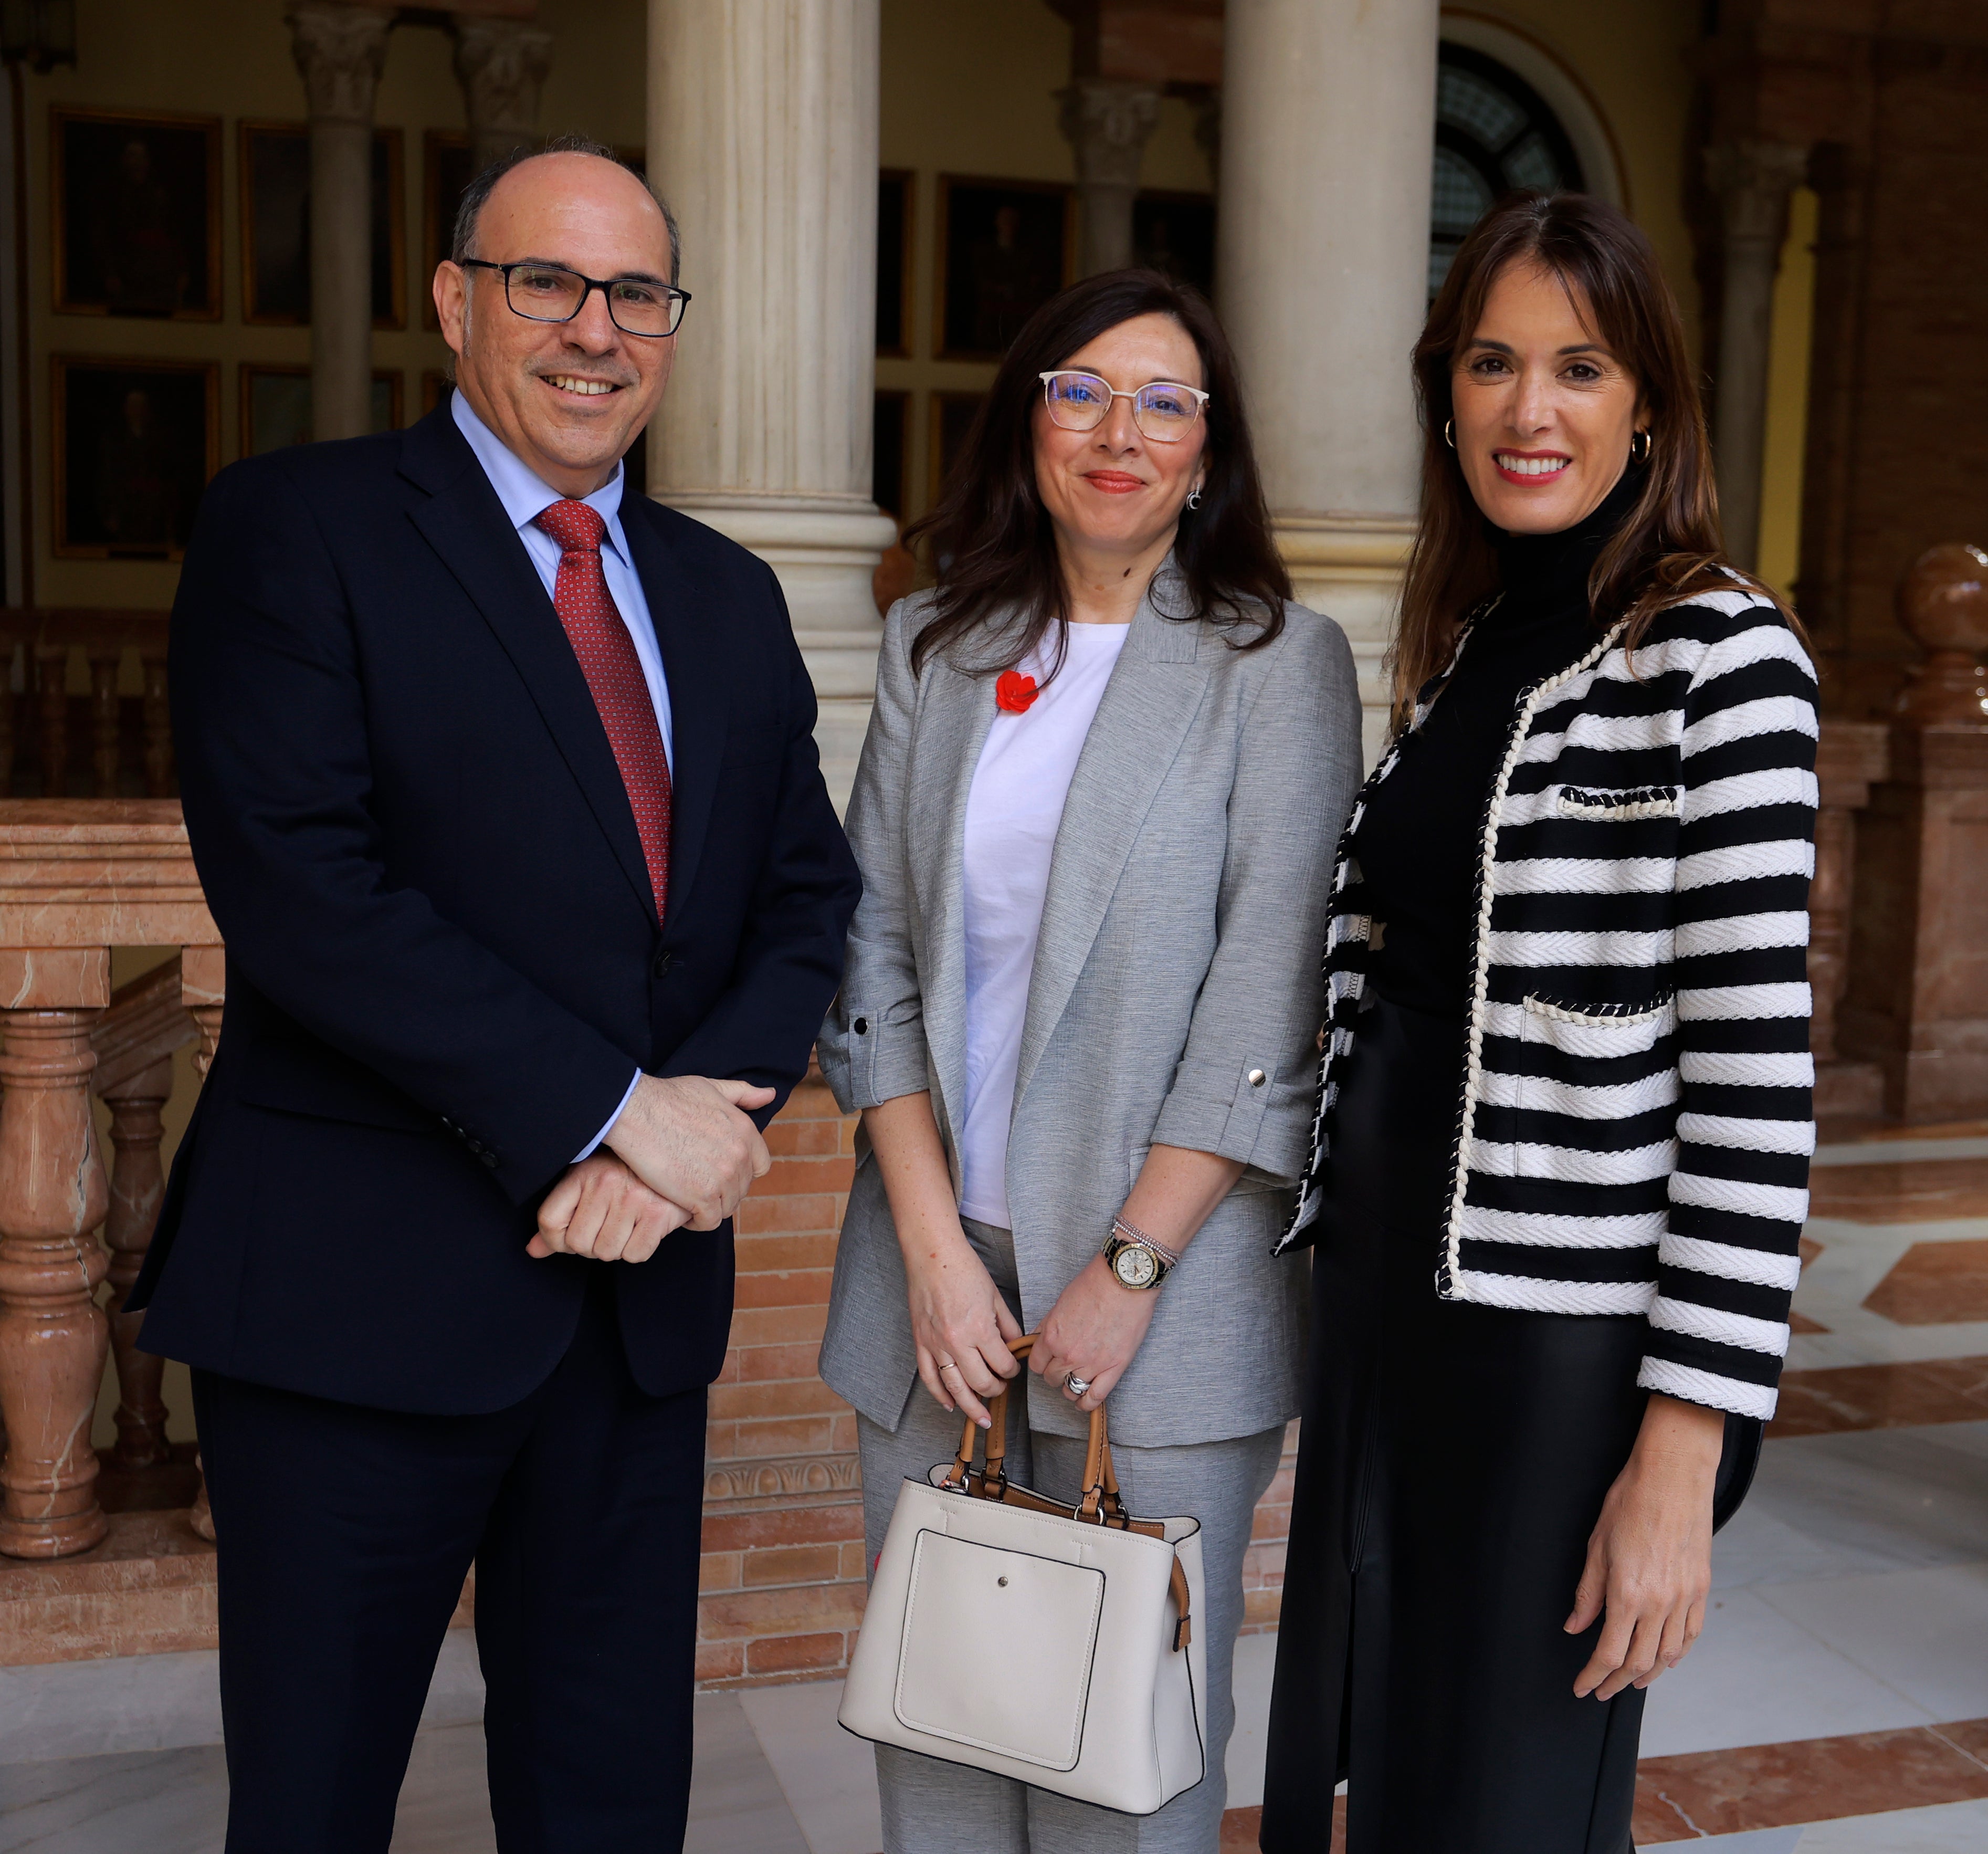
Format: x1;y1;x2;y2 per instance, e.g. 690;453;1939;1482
941;1333;1192;1651
946;1333;1123;1524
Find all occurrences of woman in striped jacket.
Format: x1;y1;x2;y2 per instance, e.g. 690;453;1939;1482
1260;194;1817;1854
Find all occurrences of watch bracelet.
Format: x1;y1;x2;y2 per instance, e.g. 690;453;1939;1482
1109;1214;1181;1269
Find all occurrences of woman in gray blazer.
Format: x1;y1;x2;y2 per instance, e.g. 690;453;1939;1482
817;270;1363;1853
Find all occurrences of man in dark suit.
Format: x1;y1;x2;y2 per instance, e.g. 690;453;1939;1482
132;137;861;1852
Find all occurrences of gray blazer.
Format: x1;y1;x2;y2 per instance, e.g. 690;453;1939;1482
817;575;1363;1448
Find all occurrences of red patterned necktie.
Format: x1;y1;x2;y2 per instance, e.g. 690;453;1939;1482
532;497;672;918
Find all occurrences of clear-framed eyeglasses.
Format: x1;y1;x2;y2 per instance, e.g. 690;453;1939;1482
459;258;691;338
1039;370;1209;443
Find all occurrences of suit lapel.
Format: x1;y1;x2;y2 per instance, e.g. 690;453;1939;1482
910;651;997;1144
1012;593;1209;1113
398;409;656;925
618;501;727;930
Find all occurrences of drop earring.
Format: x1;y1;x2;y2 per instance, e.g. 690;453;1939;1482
1186;486;1203;510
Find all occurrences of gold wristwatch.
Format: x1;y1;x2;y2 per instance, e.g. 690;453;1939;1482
1102;1217;1179;1291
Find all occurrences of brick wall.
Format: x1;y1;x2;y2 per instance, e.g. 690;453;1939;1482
696;1071;1295;1687
696;1070;867;1687
1242;1422;1299;1635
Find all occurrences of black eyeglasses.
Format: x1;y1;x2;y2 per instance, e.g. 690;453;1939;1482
459;258;691;338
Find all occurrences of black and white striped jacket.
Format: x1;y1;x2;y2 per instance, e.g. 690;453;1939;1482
1279;587;1819;1420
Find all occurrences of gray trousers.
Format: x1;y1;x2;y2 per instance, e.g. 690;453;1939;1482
855;1220;1286;1854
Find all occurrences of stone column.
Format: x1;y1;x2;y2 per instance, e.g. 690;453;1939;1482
1810;719;1888;1118
453;16;554;176
92;957;197;1475
0;952;111;1559
1706;141;1807;573
288;1;393;443
647;0;897;811
1842;544;1988;1120
1058;79;1162;278
1216;0;1442;766
182;946;225;1543
1192;92;1221;195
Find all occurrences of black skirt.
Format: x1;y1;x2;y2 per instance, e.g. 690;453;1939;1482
1260;995;1727;1854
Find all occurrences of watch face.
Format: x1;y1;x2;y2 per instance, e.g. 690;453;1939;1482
1113;1242;1159;1289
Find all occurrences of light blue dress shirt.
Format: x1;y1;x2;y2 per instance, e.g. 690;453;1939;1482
451;386;673;771
450;387;665;1158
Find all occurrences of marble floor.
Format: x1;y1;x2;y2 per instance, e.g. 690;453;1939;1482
4;1131;1986;1852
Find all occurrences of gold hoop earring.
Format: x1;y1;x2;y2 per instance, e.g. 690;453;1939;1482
1631;430;1651;463
1444;420;1456;450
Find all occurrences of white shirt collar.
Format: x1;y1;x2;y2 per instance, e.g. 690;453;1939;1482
451;385;627;554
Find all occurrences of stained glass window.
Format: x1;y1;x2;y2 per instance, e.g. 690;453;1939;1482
1429;44;1584;298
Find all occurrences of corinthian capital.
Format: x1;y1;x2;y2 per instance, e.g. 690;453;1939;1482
454;17;555;164
1705;141;1809;249
1057;79;1163;192
287;1;393;127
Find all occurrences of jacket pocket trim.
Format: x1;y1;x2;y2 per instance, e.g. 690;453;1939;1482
1555;783;1680;821
1522;991;1676;1029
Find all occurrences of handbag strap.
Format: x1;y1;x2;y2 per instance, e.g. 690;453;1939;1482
941;1333;1193;1653
948;1333;1118;1516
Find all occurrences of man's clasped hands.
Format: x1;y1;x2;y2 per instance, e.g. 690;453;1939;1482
527;1073;775;1263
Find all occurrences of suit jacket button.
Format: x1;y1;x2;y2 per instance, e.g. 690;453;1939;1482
652;949;674;979
1248;1069;1267;1087
853;1016;869;1035
480;1148;499;1168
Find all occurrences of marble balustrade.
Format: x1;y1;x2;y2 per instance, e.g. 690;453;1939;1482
1841;544;1988;1122
0;803;218;1562
0;609;174;802
0;542;1970;1621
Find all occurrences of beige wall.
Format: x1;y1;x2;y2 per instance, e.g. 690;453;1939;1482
20;0;1824;1444
1758;186;1817;603
877;0;1218;525
1446;4;1815;601
1453;3;1702;350
15;0;648;612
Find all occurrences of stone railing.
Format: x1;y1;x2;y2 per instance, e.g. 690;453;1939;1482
0;802;217;1559
0;609;174;801
1811;720;1889;1119
1838;543;1988;1122
3;550;1983;1661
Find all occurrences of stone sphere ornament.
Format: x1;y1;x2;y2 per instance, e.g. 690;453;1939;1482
1895;542;1988;725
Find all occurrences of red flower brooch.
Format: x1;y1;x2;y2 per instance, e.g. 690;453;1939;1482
995;671;1039;714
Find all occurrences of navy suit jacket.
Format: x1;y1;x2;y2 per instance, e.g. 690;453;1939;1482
132;404;861;1413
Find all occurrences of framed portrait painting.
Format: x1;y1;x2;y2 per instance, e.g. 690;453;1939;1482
873;388;910;520
239;364;403;456
935;176;1071;361
53;356;218;559
929;391;985;506
1133;192;1216;299
241;121;405;328
422;132;478;330
52;107;220;320
876;170;912;357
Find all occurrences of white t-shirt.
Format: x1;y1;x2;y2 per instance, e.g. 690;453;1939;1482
957;621;1132;1228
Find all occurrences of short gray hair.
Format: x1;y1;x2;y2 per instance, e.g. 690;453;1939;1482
449;134;681;283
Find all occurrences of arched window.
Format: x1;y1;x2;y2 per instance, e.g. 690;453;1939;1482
1429;43;1584;298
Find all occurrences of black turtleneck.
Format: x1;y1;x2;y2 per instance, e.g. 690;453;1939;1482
1356;463;1643;1021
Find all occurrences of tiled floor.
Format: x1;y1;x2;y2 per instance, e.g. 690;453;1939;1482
5;1128;1986;1852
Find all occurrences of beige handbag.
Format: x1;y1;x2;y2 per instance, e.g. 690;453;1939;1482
838;1335;1209;1816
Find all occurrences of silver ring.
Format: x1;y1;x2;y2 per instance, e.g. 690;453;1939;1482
1064;1372;1092;1398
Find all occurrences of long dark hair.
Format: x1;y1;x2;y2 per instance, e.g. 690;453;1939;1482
1395;192;1795;721
906;269;1288;678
